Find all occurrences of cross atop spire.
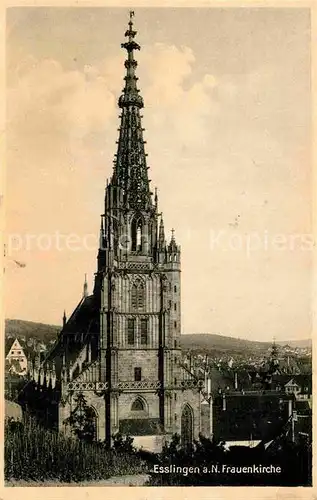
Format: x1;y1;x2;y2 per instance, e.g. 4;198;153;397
127;10;135;37
119;11;143;109
168;227;179;254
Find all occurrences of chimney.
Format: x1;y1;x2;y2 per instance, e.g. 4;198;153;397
207;377;212;399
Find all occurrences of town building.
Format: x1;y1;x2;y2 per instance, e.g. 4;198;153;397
6;338;28;375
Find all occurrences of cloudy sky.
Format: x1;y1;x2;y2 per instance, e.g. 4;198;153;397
6;7;311;341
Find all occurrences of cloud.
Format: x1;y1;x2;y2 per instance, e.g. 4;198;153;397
7;42;219;166
139;43;217;149
6;33;311;340
8;56;117;146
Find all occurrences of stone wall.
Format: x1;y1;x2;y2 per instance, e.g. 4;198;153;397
117;351;159;381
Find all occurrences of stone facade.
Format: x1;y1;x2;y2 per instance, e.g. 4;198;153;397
22;14;202;451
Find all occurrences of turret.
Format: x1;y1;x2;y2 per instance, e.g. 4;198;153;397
167;229;180;264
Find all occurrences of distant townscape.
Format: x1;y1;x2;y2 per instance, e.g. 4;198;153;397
5;317;312;448
5;318;312;486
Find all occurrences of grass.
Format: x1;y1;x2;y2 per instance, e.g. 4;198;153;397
5;417;147;483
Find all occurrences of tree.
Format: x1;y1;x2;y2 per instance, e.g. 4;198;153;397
63;393;96;443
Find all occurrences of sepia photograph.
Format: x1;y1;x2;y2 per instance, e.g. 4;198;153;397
4;6;312;487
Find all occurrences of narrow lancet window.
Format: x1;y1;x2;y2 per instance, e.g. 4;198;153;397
131;218;143;252
140;318;148;345
127;318;135;345
131;280;145;311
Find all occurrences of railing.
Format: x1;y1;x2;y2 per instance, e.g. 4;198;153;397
115;380;161;390
67;381;109;391
180;379;204;389
65;379;204;392
66;380;161;391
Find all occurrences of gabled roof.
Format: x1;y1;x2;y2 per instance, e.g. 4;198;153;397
62;295;99;336
285;379;298;387
6;338;27;359
46;294;99;362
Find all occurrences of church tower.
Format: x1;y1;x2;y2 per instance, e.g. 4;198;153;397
95;12;185;445
23;12;202;451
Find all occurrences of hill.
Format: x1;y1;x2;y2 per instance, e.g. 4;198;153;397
277;339;312;349
181;333;269;353
181;333;311;354
5;319;311;354
5;319;60;342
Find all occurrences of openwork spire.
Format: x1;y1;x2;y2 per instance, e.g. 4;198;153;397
112;11;152;211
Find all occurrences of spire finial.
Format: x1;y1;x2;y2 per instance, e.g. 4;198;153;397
119;11;143;109
113;12;152;211
168;228;178;253
128;10;135;40
83;274;88;298
63;310;67;327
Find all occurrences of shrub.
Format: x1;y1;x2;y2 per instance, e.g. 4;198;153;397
5;417;146;483
63;393;96;443
147;432;312;486
112;432;135;454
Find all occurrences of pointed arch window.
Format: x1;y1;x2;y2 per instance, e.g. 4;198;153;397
131;281;145;311
127;318;135;345
131;284;138;310
131;217;143;252
181;404;194;448
140;318;148;345
137;283;145;309
131;397;145;411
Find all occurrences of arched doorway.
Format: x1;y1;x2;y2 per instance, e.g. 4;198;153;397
181;404;194;447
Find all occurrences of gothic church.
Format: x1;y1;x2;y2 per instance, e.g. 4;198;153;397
21;13;202;451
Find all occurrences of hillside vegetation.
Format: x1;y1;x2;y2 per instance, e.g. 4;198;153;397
5;319;60;343
5;319;311;354
181;333;311;354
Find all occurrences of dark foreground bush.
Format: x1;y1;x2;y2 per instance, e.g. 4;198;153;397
147;433;312;486
5;418;146;482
